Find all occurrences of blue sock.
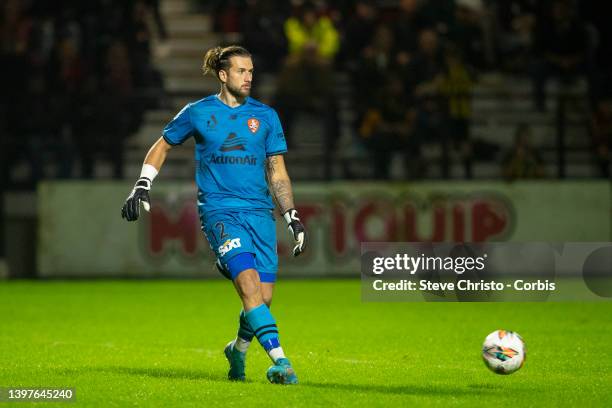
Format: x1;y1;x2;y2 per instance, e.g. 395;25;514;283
244;304;280;352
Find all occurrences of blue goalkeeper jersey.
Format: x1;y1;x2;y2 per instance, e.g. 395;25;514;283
162;95;287;214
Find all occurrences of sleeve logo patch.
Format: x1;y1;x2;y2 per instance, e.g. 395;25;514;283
247;118;260;133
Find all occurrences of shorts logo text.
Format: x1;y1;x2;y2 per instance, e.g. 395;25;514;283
218;238;242;256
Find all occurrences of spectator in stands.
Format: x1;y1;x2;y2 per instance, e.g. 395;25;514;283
502;124;545;180
531;0;589;111
392;0;428;69
495;0;537;72
8;73;60;185
1;0;32;108
355;24;395;110
448;0;486;70
97;40;139;179
74;37;142;180
419;0;455;35
580;1;611;105
274;41;338;177
241;0;289;73
48;36;87;94
210;0;242;33
591;98;612;178
341;0;378;72
274;2;340;179
407;28;449;176
0;0;155;187
439;46;474;178
284;2;339;64
128;0;163;92
1;0;31;187
358;74;417;179
406;28;446;104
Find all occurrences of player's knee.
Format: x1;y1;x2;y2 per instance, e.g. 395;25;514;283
235;269;263;307
241;276;261;300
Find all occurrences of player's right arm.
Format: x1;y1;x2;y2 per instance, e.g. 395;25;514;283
143;136;173;171
121;137;173;221
122;102;194;222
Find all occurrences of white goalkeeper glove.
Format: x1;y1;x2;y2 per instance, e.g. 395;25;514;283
283;208;306;257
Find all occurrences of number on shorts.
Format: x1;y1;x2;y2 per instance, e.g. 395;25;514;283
215;221;228;240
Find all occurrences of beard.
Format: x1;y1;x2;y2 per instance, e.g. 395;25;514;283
226;81;250;98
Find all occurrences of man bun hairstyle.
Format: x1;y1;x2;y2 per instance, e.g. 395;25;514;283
202;45;251;80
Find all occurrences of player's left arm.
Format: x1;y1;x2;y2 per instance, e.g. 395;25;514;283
266;155;306;256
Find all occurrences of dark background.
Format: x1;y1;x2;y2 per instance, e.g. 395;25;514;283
0;0;610;272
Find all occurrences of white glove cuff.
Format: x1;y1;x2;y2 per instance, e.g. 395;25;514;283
140;164;159;181
283;209;298;224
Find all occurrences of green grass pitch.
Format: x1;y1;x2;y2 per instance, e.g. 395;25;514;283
0;280;611;407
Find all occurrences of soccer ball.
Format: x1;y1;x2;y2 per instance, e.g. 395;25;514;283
482;330;526;375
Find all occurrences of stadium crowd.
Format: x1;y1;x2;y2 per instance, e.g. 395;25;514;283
0;0;165;188
212;0;610;179
1;0;610;187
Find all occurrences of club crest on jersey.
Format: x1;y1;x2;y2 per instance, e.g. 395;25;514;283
247;118;260;133
218;238;241;256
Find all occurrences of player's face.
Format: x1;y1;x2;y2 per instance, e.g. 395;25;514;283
224;56;253;98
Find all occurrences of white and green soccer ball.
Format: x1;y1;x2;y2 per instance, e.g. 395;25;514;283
482;330;526;375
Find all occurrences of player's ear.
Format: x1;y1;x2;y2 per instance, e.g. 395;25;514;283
218;69;228;83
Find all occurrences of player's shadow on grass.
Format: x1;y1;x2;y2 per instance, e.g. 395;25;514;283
58;367;509;396
108;366;226;382
303;382;496;397
59;366;227;382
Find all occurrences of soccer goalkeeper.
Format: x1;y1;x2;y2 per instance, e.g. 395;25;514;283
121;45;306;385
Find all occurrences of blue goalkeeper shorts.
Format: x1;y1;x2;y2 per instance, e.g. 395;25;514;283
200;209;278;283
